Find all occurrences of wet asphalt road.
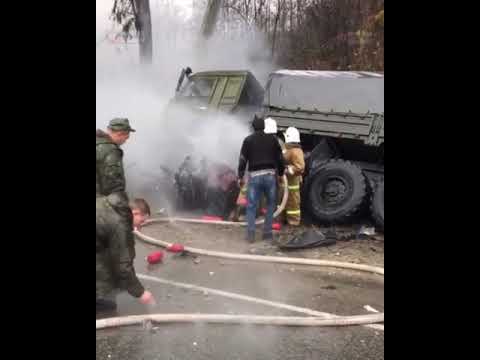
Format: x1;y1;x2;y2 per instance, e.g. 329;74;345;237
96;222;384;360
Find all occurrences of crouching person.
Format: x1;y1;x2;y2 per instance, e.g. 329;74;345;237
96;197;155;316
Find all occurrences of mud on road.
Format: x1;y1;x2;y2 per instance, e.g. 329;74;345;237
96;222;384;360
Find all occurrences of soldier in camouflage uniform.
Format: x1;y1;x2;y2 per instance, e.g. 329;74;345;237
96;198;155;313
96;118;135;225
96;119;154;313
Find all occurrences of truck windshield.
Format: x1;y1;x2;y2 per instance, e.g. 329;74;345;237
179;77;216;98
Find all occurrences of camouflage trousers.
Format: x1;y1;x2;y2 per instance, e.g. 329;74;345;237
96;251;117;301
96;197;136;301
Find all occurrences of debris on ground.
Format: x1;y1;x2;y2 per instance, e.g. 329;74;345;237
358;226;376;239
140;221;384;268
336;231;357;241
279;228;336;250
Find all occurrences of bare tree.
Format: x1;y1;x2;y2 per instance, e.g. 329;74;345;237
200;0;223;39
112;0;153;64
107;0;384;70
216;0;383;70
271;0;285;58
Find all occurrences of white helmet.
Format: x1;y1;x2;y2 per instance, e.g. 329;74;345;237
284;127;300;143
264;117;278;134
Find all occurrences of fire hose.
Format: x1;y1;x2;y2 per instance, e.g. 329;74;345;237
96;175;384;330
97;313;383;330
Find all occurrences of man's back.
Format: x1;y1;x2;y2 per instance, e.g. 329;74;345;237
239;131;285;176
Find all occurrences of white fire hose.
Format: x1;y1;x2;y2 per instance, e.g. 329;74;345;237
96;175;384;331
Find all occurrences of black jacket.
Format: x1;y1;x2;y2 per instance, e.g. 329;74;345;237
238;131;285;178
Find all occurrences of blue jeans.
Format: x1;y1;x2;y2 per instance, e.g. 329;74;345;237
246;174;277;236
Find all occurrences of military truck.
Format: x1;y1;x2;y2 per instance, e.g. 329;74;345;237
260;70;384;230
172;68;384;230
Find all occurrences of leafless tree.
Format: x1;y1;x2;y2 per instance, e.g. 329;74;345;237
112;0;153;64
216;0;383;70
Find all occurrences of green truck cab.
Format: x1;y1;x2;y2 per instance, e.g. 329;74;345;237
171;67;264;120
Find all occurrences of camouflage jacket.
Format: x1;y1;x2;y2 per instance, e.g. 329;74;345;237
96;197;144;298
96;130;132;224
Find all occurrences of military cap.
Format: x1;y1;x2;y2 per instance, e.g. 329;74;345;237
108;118;136;132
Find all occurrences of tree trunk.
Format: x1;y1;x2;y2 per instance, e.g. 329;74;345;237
271;0;282;59
136;0;153;64
200;0;222;39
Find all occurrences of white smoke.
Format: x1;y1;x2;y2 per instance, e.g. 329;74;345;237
96;0;275;208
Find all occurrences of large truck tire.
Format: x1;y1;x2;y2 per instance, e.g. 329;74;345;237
306;160;368;224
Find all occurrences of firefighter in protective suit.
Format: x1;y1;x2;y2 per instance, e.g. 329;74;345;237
283;127;305;226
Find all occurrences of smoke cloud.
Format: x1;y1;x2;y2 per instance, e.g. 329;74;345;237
96;0;275;208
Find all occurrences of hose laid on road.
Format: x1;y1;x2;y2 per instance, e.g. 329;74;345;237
96;313;384;330
134;228;384;276
137;274;384;331
96;175;384;331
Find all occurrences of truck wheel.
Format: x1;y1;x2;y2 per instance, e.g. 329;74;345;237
371;179;384;231
307;160;367;224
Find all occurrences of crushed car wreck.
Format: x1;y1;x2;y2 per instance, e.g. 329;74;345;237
174;156;239;219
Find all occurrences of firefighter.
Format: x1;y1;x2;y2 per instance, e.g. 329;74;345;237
283;127;305;226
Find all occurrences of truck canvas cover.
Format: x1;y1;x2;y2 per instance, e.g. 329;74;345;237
263;70;384;115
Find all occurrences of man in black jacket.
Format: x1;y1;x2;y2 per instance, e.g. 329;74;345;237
238;115;285;243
